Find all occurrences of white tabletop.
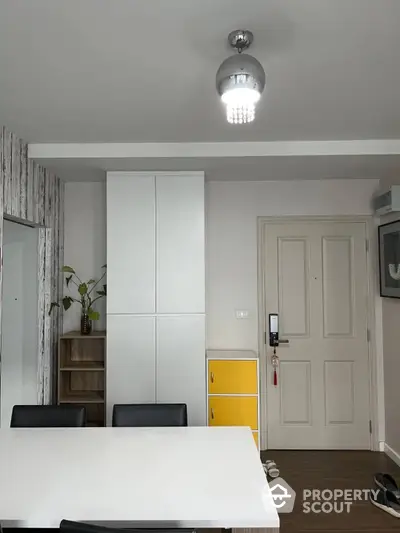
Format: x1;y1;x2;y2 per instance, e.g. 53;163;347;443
0;426;279;530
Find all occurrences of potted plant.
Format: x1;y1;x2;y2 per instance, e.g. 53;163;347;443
49;265;107;335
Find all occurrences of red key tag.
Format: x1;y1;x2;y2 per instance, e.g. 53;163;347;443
271;348;279;387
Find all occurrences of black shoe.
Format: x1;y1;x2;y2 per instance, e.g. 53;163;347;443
370;489;400;518
374;473;400;502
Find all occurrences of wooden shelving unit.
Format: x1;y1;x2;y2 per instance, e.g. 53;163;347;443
58;331;106;427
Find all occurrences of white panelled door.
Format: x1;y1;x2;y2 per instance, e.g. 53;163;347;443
264;221;371;449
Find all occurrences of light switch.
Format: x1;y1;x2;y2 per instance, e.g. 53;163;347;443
235;309;249;319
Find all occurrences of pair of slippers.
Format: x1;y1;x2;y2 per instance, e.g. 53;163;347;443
262;459;280;480
370;473;400;518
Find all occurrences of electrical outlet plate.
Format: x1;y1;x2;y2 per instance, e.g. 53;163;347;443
235;309;249;319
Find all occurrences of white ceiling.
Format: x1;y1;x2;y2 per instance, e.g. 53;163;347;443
39;154;400;182
1;0;400;144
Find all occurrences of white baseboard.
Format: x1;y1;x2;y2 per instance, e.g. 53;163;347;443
384;443;400;467
379;441;385;452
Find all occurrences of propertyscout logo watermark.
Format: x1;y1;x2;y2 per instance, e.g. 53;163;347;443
268;478;379;514
268;478;296;513
302;488;379;514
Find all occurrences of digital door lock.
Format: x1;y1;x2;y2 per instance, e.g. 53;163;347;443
267;313;289;347
267;314;289;388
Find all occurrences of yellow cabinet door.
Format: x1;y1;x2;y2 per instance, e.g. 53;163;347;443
208;360;257;394
208;396;258;430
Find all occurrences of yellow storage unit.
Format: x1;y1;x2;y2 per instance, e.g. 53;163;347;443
209;396;258;429
208;360;257;394
207;353;260;449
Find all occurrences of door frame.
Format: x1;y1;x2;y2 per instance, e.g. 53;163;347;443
257;215;380;451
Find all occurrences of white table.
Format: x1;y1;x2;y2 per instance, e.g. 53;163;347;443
0;426;279;532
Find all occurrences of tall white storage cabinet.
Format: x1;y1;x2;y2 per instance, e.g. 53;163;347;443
106;172;206;425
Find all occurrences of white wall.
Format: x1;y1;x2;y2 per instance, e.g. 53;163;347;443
63;182;106;333
1;220;38;427
382;297;400;455
378;209;400;458
206;179;380;350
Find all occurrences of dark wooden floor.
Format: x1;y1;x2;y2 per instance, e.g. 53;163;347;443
260;450;400;532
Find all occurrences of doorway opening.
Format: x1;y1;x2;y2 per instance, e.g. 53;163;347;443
1;219;39;427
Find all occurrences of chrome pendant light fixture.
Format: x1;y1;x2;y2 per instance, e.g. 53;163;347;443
216;30;265;124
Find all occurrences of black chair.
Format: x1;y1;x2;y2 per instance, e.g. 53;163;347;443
112;403;188;427
60;520;194;533
10;405;86;428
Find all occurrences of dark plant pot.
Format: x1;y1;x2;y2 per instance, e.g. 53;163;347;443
81;314;92;335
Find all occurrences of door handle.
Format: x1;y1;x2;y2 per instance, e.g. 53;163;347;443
265;336;289;347
211;408;214;419
210;372;214;383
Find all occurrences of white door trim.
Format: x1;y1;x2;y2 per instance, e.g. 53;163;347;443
257;215;381;451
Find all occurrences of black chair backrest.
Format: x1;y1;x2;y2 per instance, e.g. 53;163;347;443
10;405;86;428
60;520;194;533
112;403;188;427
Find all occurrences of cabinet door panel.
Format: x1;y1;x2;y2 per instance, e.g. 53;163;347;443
208;396;258;430
107;173;155;314
156;175;205;314
208;360;258;394
156;315;206;425
106;315;155;424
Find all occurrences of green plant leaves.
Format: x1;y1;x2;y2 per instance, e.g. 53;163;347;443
88;308;100;321
62;266;76;274
78;283;88;295
96;284;106;297
55;266;105;319
62;296;74;311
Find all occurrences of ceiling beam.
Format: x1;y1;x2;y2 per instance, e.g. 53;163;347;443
28;139;400;160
